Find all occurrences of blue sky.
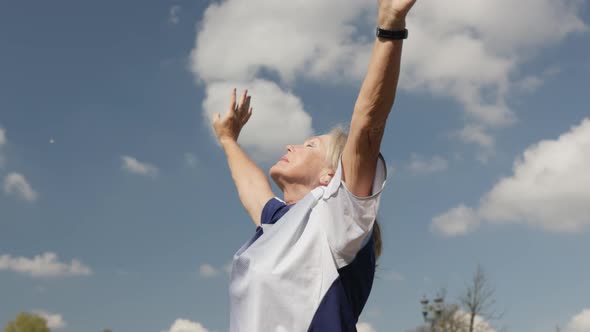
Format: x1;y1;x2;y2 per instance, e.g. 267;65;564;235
1;1;589;331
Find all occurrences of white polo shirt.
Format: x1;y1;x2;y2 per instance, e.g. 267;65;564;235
230;155;387;332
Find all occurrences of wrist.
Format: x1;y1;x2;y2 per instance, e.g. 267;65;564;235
378;14;406;31
219;136;238;147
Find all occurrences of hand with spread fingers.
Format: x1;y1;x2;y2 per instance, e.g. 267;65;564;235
213;88;253;144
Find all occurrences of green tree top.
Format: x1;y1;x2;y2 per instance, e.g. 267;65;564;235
3;312;50;332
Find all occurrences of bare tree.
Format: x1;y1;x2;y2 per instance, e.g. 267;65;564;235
409;267;504;332
459;265;501;332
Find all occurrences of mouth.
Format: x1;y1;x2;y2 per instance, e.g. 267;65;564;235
280;155;289;163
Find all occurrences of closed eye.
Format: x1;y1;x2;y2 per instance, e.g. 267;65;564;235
305;138;318;148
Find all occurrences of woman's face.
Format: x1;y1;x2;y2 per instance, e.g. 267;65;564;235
270;134;333;188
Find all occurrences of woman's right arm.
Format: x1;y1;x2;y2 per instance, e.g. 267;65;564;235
213;88;275;227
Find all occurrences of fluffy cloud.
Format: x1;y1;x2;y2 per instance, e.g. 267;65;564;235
190;0;374;85
431;204;480;237
121;155;159;177
202;80;313;160
162;319;209;332
0;252;92;278
191;0;586;157
408;154;448;173
454;310;496;332
479;118;590;231
33;310;66;329
403;0;586;146
199;263;220;278
3;172;38;202
432;118;590;236
455;125;496;163
190;0;374;160
457;125;495;149
356;322;377;332
567;308;590;332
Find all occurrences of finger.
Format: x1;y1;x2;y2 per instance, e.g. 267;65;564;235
237;95;249;118
228;88;237;111
243;107;253;123
242;96;251;114
239;89;248;109
242;89;248;103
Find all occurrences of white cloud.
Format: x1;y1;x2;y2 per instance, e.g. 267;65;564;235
121;155;159;177
431;204;480;237
190;0;372;160
190;0;375;85
190;0;586;157
199;264;219;278
356;322;377;332
479;118;590;232
455;125;496;163
33;310;66;329
567;308;590;332
516;66;561;94
433;118;590;236
3;172;38;202
408;154;448;173
162;319;209;332
169;5;181;24
0;252;92;278
402;0;586;135
456;125;495;148
202;80;313;160
453;310;496;332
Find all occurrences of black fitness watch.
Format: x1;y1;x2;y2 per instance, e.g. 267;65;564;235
376;27;408;40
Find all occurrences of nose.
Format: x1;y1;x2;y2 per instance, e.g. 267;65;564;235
286;144;294;152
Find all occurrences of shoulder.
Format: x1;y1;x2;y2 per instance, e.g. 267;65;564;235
261;197;292;225
323;153;388;201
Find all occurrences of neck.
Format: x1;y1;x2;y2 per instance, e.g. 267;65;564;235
279;182;314;205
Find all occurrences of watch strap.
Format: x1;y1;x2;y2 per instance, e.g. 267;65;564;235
376;27;408;40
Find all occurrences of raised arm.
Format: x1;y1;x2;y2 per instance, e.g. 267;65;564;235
341;0;416;197
212;88;274;227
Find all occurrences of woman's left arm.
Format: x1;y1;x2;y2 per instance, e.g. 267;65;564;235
341;0;417;197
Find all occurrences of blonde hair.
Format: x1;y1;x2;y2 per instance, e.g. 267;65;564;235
326;126;383;260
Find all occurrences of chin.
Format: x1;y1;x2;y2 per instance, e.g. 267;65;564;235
269;163;287;186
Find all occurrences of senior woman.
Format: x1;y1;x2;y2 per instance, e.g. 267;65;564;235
212;0;417;330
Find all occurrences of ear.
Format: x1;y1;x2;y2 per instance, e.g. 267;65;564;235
319;169;335;186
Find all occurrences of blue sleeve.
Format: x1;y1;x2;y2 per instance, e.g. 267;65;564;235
260;197;290;225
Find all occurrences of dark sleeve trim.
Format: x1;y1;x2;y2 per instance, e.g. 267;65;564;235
260;197;289;225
